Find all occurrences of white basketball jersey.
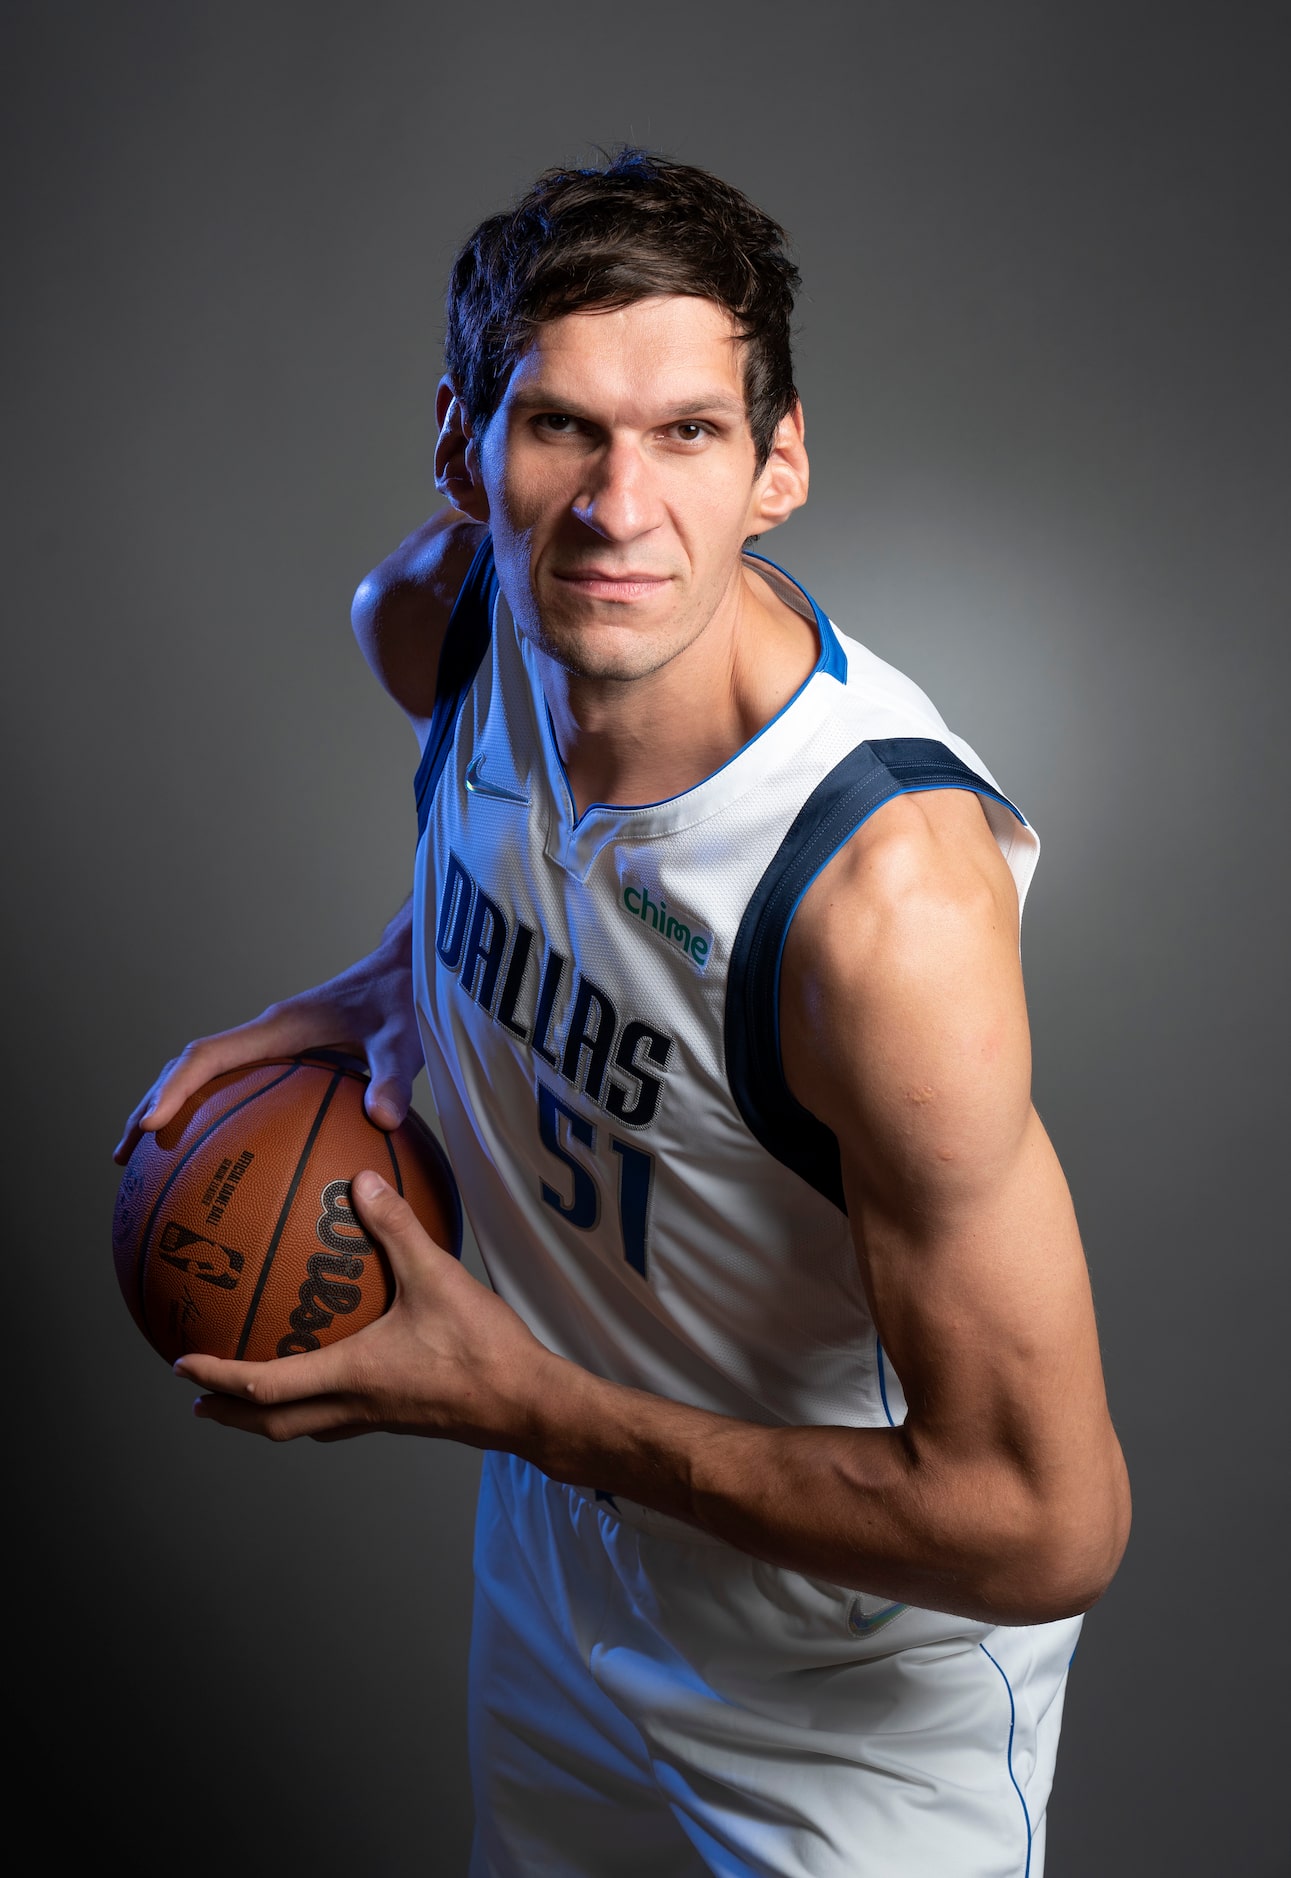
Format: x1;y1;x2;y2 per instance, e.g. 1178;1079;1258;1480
412;539;1037;1432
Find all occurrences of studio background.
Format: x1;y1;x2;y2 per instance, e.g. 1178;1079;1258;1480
5;3;1285;1873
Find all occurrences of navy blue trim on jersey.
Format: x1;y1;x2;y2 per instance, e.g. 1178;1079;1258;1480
414;533;498;841
725;738;1026;1212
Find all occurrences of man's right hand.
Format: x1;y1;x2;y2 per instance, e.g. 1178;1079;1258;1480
113;899;420;1164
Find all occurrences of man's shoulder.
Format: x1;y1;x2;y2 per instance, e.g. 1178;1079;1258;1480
789;787;1020;983
778;786;1031;1171
351;513;488;725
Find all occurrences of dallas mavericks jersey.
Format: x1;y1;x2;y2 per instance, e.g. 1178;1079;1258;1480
411;539;1037;1431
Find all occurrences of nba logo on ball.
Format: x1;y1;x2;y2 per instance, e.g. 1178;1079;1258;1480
112;1053;461;1366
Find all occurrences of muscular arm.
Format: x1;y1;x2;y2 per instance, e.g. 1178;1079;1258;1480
517;792;1129;1620
778;790;1128;1616
351;508;486;738
180;789;1129;1624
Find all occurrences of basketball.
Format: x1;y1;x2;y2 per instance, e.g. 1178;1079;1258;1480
112;1050;462;1366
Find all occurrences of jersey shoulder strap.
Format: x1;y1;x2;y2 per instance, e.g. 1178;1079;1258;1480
725;736;1028;1212
414;532;498;840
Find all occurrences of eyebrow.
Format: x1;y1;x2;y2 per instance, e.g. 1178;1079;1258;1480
507;389;747;424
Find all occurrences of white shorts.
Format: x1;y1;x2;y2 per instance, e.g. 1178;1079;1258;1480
468;1451;1081;1878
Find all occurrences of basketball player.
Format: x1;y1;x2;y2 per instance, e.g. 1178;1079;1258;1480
117;152;1130;1876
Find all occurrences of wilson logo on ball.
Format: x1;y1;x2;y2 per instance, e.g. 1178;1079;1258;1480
276;1180;379;1358
115;1057;459;1366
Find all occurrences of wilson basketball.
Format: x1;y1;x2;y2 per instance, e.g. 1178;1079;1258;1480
113;1050;462;1366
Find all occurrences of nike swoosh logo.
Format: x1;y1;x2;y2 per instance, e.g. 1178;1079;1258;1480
465;753;530;805
847;1599;908;1638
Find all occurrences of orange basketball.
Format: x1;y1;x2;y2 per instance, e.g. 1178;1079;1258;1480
113;1050;462;1366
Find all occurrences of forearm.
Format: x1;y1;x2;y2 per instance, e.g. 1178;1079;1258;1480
270;897;413;1039
334;894;413;986
348;893;412;987
515;1352;1120;1625
118;897;422;1161
381;894;414;951
176;1152;1127;1623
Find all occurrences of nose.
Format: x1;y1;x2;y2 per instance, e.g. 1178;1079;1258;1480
571;437;660;541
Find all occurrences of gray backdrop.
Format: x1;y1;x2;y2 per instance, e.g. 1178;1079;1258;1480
6;2;1286;1872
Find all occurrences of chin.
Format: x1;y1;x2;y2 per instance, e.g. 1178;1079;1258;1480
524;595;691;686
536;626;676;686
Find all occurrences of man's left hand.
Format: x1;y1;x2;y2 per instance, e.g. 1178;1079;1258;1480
175;1171;552;1446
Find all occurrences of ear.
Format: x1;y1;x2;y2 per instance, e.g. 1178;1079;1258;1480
434;376;490;521
746;402;809;534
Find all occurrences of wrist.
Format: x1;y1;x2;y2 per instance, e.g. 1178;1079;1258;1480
504;1354;709;1524
378;897;415;962
506;1349;606;1474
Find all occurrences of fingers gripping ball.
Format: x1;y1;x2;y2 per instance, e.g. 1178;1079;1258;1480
112;1051;462;1365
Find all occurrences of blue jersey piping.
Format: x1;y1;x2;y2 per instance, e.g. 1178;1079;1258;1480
744;548;848;681
980;1642;1034;1876
542;552;847;828
876;1337;897;1426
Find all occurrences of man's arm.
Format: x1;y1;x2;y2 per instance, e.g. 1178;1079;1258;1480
517;788;1129;1619
114;509;484;1162
643;785;1130;1618
176;787;1129;1626
774;787;1130;1618
113;897;420;1161
349;509;486;735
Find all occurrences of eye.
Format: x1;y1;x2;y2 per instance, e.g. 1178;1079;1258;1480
535;413;579;435
668;421;710;444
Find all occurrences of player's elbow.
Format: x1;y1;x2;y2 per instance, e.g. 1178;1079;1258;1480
349;561;438;715
350;570;380;644
999;1533;1122;1625
987;1452;1132;1623
350;565;403;660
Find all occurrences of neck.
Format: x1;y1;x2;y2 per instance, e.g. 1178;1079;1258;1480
540;560;819;816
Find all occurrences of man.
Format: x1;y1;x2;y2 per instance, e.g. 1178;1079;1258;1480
117;150;1130;1876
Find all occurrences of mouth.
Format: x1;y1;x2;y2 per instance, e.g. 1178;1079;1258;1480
550;569;673;603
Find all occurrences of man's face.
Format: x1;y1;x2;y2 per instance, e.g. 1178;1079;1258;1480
469;296;790;684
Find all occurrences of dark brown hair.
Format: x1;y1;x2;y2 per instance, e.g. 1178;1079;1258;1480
444;149;800;470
